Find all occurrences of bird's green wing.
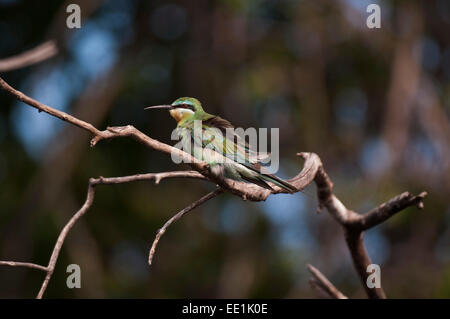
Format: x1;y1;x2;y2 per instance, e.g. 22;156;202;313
198;125;253;165
200;116;270;164
181;119;296;193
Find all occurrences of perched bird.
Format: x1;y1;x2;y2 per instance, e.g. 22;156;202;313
145;97;297;193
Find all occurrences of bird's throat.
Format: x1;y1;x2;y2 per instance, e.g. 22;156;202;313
170;108;193;123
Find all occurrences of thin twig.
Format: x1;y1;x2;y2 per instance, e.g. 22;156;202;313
355;191;427;231
307;264;347;299
90;171;207;185
0;40;58;72
148;188;224;266
0;261;48;272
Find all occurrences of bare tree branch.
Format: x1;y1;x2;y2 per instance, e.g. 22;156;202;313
0;76;428;299
148;188;223;266
90;171;207;185
0;41;58;72
0;76;317;201
0;261;48;272
307;264;347;299
308;156;427;299
36;182;96;298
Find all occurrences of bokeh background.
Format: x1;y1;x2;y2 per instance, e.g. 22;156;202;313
0;0;449;298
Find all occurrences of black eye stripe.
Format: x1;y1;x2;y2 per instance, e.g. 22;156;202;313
179;104;195;111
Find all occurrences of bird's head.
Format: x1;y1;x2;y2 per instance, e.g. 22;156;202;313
145;97;204;123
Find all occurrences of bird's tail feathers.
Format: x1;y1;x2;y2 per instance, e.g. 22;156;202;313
260;174;297;194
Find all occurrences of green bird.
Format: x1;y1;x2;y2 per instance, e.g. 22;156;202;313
145;97;297;193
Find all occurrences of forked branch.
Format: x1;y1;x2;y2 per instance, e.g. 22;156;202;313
307;160;427;298
0;171;209;298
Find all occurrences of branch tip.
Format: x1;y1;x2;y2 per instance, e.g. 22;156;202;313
307;264;347;299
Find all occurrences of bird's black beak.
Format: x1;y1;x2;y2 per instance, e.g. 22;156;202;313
144;105;173;110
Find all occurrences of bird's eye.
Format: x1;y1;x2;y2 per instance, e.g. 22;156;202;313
182;104;194;111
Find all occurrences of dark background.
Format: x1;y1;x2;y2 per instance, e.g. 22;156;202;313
0;0;449;298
